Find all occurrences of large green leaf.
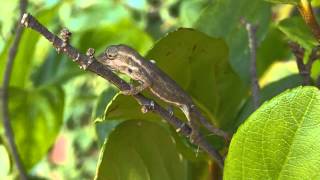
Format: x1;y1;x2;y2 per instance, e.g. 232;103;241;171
195;0;271;83
5;86;64;170
95;120;187;180
224;86;320;179
103;28;246;129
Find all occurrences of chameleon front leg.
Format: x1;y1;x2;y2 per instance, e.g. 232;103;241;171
121;80;151;95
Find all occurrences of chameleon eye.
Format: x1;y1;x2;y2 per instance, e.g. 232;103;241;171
105;46;118;60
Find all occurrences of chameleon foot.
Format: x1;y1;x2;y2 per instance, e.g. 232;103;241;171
120;84;137;95
175;122;187;133
189;129;201;144
141;100;155;113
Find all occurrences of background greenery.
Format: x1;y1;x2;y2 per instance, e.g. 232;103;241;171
1;0;320;179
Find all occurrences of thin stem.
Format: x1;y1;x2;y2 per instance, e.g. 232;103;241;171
20;13;225;168
242;19;260;109
288;41;318;85
1;1;28;180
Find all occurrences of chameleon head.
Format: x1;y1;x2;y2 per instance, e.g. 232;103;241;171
100;45;134;73
104;45;119;60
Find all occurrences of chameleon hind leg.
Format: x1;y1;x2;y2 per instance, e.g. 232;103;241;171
191;107;230;141
180;105;201;143
183;105;230;142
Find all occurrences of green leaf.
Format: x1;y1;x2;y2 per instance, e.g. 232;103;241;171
93;88;118;122
6;86;64;170
104;28;246;129
278;16;318;50
93;88;121;145
95;120;187;180
224;86;320;179
264;0;300;5
102;93;164;122
195;0;271;83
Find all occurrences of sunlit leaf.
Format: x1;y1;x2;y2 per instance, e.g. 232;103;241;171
225;86;320;179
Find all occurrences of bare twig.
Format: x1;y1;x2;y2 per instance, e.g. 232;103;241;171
288;41;310;85
241;19;260;109
1;1;28;180
20;13;225;168
298;0;320;42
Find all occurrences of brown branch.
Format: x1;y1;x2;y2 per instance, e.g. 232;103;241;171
1;1;28;180
20;13;225;168
298;0;320;42
241;19;260;109
288;41;319;86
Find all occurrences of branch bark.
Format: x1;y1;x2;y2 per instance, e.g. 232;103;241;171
1;1;28;180
20;13;225;168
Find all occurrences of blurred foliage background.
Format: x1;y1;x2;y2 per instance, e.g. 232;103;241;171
1;0;319;179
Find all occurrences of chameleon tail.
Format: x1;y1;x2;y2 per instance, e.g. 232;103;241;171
190;107;230;141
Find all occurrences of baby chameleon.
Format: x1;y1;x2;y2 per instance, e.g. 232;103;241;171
97;44;229;141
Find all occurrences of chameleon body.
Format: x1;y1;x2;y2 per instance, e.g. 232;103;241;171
97;44;228;140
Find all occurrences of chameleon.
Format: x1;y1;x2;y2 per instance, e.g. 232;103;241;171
96;44;229;141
